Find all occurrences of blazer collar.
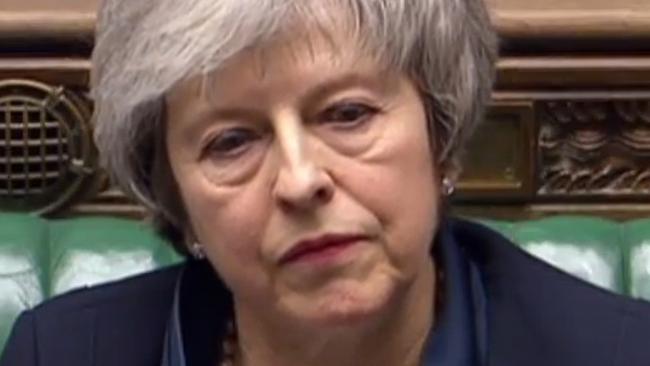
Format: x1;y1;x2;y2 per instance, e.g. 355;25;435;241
424;221;487;365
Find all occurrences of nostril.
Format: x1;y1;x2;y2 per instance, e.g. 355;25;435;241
273;163;335;211
315;186;333;202
276;183;333;212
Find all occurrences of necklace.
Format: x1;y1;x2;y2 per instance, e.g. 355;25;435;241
220;321;238;366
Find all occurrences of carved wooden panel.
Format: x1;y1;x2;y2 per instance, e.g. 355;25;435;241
2;0;650;220
457;101;534;201
538;99;650;197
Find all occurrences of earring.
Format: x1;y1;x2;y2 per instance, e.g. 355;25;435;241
442;177;455;196
190;242;206;260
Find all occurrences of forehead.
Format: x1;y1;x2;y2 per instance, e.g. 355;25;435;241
167;28;391;106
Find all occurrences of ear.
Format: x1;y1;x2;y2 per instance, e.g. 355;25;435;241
184;228;199;248
183;229;207;259
437;156;462;186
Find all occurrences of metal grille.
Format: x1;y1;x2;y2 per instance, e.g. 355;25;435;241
0;79;94;214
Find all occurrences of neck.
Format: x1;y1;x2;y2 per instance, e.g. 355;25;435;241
233;260;436;366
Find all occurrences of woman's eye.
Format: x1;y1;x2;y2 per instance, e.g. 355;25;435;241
204;128;258;158
319;103;378;127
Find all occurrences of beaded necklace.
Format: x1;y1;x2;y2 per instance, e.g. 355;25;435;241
220;321;238;366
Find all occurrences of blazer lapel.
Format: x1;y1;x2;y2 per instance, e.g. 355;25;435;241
423;221;485;365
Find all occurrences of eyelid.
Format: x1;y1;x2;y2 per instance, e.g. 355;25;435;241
199;127;258;158
200;121;260;144
317;100;381;120
199;128;226;153
323;92;377;106
309;85;380;108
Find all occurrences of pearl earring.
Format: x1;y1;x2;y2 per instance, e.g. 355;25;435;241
442;177;455;196
190;242;206;260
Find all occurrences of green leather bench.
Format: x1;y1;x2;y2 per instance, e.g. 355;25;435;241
1;213;650;354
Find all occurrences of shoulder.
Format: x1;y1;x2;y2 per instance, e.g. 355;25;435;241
32;262;183;316
450;216;648;308
449;217;650;365
1;264;184;366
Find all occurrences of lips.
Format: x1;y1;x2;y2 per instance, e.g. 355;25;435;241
279;233;367;265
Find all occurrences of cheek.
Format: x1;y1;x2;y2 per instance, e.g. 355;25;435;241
174;161;263;243
196;197;266;251
337;117;439;264
174;166;273;289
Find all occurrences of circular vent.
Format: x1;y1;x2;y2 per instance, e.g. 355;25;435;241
0;79;95;214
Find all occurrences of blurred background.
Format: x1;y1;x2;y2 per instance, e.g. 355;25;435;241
2;0;650;220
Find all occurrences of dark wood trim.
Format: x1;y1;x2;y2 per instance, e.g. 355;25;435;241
453;203;650;221
2;6;650;52
0;58;90;87
0;11;94;43
496;57;650;89
3;56;650;91
492;9;650;40
494;91;650;101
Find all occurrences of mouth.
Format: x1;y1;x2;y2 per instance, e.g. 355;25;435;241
279;233;368;265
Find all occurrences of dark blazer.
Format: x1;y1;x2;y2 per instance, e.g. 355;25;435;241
2;218;650;366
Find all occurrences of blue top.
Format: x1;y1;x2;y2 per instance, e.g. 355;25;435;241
423;226;487;366
162;224;487;366
5;218;650;366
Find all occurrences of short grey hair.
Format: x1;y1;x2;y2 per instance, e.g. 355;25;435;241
92;0;498;255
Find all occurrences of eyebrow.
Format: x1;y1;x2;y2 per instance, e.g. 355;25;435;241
177;106;266;146
179;71;395;141
299;72;394;108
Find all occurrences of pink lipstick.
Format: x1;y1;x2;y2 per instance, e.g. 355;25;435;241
280;234;366;265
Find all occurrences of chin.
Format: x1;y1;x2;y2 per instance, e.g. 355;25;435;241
288;277;399;328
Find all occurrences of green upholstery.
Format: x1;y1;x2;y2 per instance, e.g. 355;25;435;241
0;213;181;350
623;220;650;300
47;218;180;296
0;215;48;351
1;213;650;354
480;217;626;293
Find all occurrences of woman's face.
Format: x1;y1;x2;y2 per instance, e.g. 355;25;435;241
165;33;440;326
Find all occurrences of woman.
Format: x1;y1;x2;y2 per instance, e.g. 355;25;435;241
2;0;650;365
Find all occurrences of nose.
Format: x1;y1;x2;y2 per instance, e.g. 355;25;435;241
272;112;334;212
